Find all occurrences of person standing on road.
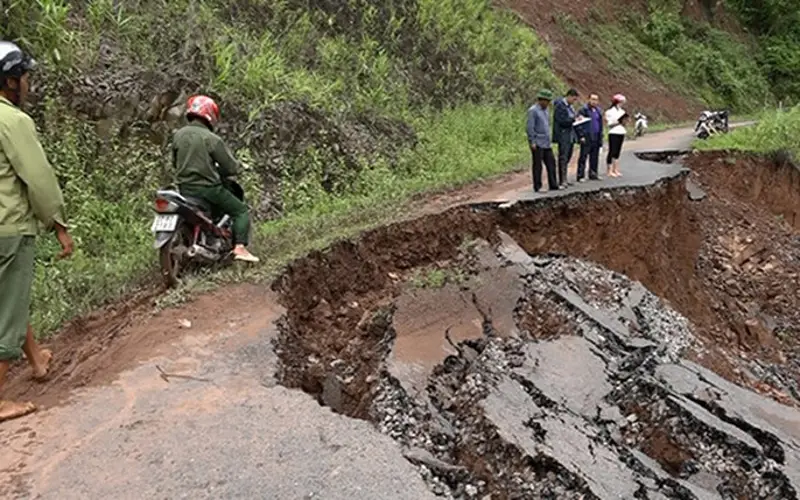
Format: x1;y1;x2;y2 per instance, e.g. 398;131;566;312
526;89;559;192
552;88;579;188
605;93;628;178
0;41;73;423
576;93;604;182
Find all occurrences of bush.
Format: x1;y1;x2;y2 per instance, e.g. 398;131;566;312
1;0;558;335
630;5;773;111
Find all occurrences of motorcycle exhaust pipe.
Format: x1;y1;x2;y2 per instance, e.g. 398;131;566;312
186;244;219;262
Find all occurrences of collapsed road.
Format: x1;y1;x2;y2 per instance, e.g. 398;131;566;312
1;125;799;499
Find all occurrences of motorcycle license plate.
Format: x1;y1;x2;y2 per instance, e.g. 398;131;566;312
151;214;178;233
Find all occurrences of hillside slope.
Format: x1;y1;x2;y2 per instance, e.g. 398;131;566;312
502;0;771;120
0;0;778;334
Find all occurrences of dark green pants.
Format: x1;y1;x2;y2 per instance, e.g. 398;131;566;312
0;236;35;361
182;184;250;246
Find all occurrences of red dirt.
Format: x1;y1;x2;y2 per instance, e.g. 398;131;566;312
497;0;709;121
275;149;800;415
3;284;273;408
4;143;799;418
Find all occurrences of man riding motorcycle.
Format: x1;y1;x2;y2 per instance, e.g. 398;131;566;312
171;95;259;263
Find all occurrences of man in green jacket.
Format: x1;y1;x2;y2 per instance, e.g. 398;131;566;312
172;94;259;263
0;42;74;422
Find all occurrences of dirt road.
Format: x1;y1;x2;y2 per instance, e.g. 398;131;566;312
3;123;789;500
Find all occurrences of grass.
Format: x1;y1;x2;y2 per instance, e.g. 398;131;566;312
696;107;799;156
555;8;774;113
4;0;779;340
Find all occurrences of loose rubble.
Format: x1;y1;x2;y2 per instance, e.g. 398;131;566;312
367;236;799;499
271;153;800;499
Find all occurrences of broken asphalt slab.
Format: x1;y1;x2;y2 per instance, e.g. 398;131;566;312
374;232;800;498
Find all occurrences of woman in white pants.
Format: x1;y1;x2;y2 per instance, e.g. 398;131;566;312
604;94;628;177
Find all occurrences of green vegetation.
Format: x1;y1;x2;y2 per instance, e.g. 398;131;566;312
409;266;468;289
3;0;560;335
696;107;799;155
556;2;772;112
724;0;800;103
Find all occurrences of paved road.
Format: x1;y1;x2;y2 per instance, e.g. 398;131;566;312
491;122;754;204
0;125;734;499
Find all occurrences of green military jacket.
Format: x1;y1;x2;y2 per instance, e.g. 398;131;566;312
172;122;241;189
0;96;66;236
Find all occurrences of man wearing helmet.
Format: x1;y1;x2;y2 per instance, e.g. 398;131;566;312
0;41;74;422
171;95;259;263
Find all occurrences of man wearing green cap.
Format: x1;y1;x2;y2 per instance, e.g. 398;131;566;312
526;89;559;192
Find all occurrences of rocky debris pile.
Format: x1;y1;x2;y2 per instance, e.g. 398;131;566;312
691;181;800;404
370;233;800;499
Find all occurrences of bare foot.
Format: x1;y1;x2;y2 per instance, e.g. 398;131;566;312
32;349;52;381
0;400;37;423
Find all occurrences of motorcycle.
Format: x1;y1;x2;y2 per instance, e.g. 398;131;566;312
694;110;729;140
695;112;713;139
715;109;729;133
634;112;648;138
151;179;247;287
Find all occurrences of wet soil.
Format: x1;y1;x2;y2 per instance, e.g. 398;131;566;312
3;145;799;497
270;150;800;497
2;284;272;408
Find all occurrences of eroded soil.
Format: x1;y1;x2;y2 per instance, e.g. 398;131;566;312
272;151;800;497
2;147;799;498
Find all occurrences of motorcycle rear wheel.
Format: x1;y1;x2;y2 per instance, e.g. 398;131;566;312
160;222;193;288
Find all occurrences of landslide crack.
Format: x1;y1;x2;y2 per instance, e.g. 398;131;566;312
271;165;800;498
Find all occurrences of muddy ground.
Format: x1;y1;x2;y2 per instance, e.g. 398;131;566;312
3;148;800;498
272;151;800;497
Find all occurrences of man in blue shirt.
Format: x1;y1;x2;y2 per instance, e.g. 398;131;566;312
575;93;604;181
552;88;579;187
526;89;559;192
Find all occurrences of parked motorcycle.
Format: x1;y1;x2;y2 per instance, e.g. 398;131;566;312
634;112;648;138
694;110;729;140
151;179;247;287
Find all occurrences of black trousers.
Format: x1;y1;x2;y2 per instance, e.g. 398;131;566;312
557;137;574;185
578;138;602;179
531;146;558;192
606;134;625;164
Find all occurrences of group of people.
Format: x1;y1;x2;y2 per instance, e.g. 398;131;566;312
0;41;259;423
526;88;629;192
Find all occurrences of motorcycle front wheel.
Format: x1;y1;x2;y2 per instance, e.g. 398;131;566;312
160;222;193;288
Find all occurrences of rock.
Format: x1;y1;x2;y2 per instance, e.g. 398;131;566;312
686;178;707;201
402;447;467;475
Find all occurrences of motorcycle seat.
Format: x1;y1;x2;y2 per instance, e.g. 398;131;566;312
182;195;212;213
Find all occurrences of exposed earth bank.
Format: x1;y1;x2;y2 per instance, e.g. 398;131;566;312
273;151;800;497
1;146;799;499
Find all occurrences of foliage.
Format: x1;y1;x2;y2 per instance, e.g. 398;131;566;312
634;5;772;110
555;7;772;112
1;0;552;335
724;0;800;102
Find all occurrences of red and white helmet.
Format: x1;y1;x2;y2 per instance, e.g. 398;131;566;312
185;95;220;127
612;93;627;105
